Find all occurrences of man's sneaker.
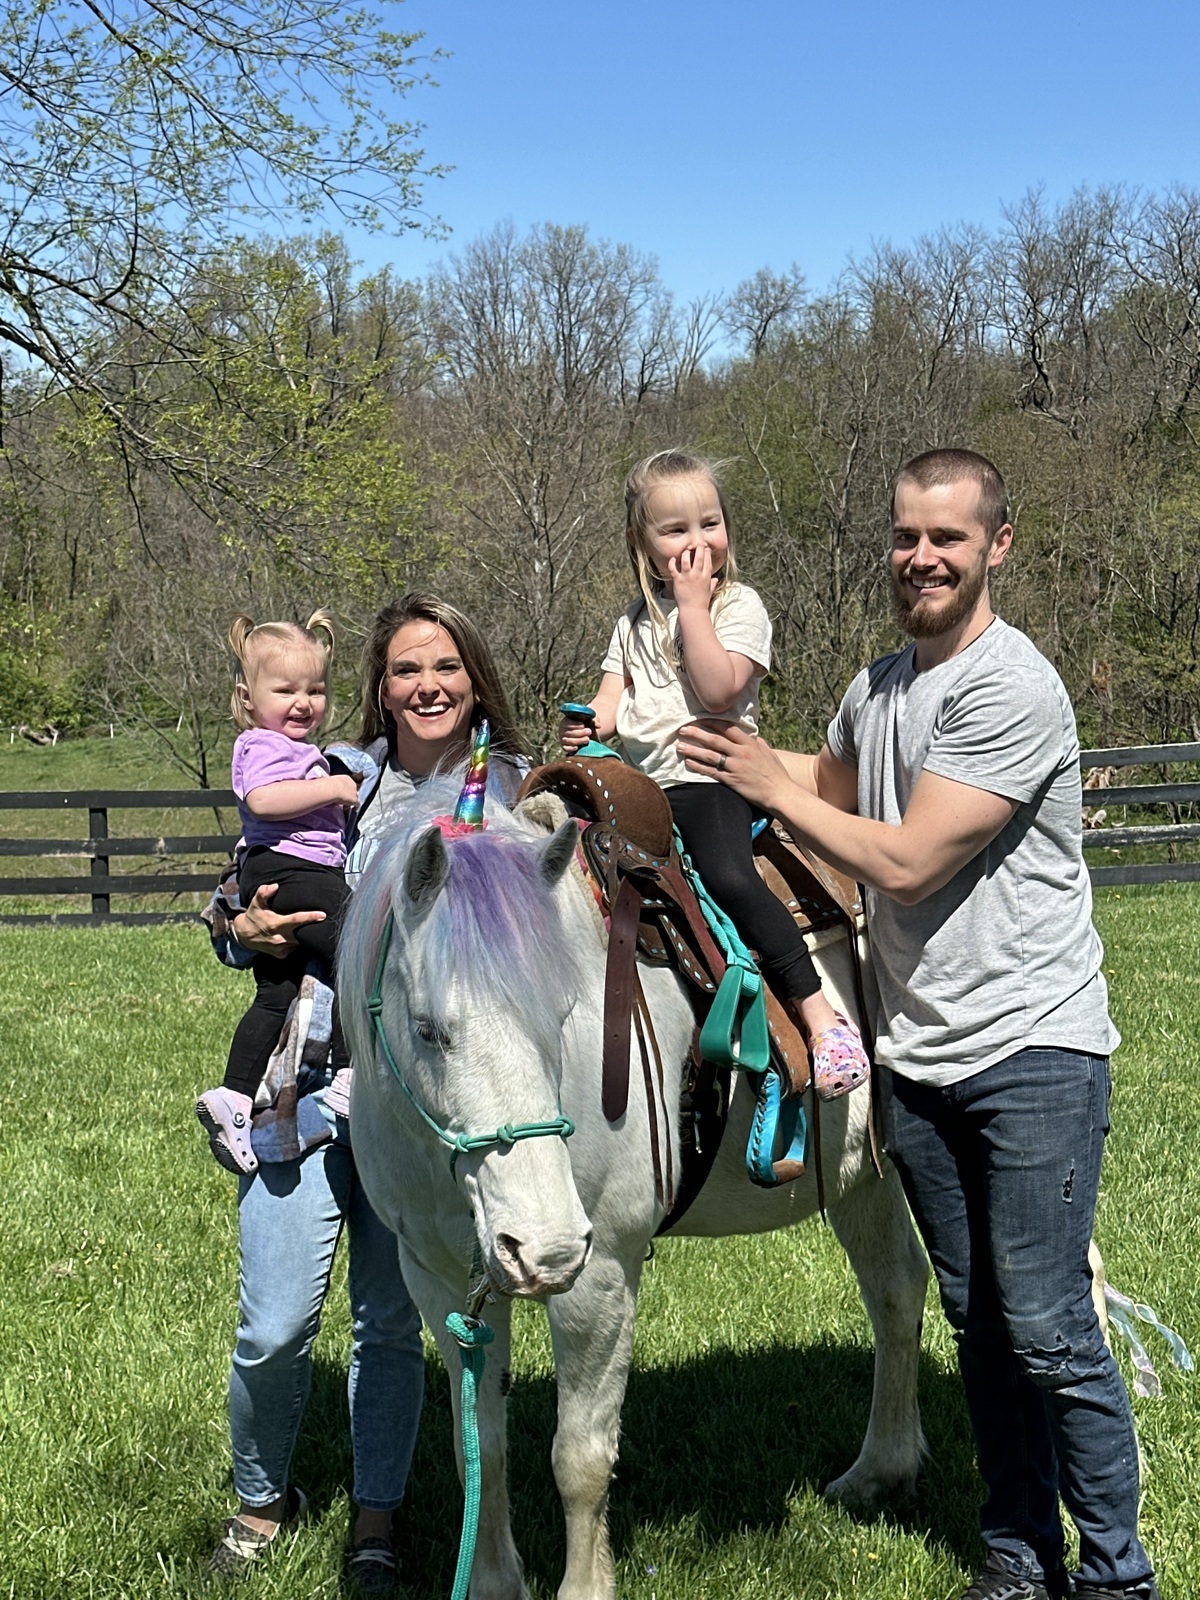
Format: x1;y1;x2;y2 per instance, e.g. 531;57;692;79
196;1086;258;1175
208;1485;308;1576
960;1558;1051;1600
1072;1584;1161;1600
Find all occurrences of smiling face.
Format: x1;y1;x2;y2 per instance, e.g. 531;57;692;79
642;473;729;584
890;477;1012;653
240;648;328;741
379;620;476;774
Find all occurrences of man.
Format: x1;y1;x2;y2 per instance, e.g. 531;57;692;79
678;449;1157;1600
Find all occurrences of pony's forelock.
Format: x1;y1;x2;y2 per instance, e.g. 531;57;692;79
341;784;578;1064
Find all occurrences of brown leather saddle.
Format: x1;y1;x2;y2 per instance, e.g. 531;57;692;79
517;754;869;1210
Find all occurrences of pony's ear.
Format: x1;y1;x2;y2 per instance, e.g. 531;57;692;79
539;820;578;888
404;827;450;911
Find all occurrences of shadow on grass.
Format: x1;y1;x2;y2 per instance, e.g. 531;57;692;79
372;1340;982;1596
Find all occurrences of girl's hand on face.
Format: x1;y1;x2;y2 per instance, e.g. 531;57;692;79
669;544;718;609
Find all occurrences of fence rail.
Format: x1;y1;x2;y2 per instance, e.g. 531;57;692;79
1078;745;1200;886
1;742;1199;922
0;789;236;925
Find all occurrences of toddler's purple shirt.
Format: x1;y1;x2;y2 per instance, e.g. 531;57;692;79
231;728;347;868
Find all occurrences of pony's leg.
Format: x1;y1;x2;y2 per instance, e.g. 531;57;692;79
544;1249;643;1600
824;1161;930;1505
401;1255;530;1600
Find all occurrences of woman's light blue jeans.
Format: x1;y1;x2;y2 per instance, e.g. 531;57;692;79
886;1047;1155;1593
229;1132;424;1510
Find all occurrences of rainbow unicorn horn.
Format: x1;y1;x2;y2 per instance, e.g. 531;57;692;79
450;718;491;831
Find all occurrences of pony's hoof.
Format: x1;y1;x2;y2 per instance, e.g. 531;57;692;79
823;1463;919;1510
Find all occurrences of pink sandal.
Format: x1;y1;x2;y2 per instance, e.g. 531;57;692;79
810;1014;871;1101
196;1087;259;1174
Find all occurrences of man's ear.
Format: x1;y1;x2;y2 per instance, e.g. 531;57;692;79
988;522;1014;570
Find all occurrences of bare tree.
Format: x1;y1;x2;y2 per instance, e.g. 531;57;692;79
423;223;684;744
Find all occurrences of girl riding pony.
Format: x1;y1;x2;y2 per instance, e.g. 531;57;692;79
560;449;869;1099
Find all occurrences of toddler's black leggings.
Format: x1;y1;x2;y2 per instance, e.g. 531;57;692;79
224;847;351;1097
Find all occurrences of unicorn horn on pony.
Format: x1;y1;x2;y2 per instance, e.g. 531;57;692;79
432;719;490;838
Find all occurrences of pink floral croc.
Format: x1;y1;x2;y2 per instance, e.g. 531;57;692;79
810;1013;871;1102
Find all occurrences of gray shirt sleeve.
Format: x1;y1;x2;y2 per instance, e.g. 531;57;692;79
922;664;1068;804
827;667;871;768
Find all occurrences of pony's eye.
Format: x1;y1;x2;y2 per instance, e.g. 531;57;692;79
413;1017;450;1051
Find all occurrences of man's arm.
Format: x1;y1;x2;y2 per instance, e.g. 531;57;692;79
677;724;1016;904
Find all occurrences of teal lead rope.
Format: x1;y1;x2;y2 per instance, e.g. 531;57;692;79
446;1311;495;1600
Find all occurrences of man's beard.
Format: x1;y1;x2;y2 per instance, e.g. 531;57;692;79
892;552;989;638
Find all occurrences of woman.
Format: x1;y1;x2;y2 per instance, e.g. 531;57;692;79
206;594;530;1592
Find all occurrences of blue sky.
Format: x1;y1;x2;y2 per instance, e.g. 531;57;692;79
353;0;1200;305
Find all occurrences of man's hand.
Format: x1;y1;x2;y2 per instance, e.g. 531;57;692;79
231;882;327;958
677;721;791;810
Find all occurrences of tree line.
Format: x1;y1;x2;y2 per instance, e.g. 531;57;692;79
6;189;1200;779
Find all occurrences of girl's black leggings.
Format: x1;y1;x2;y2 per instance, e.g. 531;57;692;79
666;781;821;1003
224;847;351;1097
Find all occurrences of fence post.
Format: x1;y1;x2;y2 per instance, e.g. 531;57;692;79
89;805;109;917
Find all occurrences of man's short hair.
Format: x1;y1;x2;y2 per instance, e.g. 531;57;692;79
892;449;1009;539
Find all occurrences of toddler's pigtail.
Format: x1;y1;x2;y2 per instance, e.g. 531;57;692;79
228;614;257;729
304;608;337;666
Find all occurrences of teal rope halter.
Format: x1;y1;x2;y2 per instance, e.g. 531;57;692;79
366;909;576;1179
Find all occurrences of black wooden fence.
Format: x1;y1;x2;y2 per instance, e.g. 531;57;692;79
0;789;237;925
1078;743;1200;886
1;743;1199;924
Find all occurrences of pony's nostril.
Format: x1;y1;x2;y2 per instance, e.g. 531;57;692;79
495;1233;523;1267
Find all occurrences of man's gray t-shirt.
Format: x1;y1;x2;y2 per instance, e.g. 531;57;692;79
827;617;1118;1085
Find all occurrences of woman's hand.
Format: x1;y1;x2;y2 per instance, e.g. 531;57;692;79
231;883;327;959
677;721;792;811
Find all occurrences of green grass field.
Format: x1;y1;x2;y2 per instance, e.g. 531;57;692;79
1;889;1196;1600
2;738;1197;1597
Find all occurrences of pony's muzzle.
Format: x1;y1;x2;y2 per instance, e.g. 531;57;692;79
492;1226;593;1297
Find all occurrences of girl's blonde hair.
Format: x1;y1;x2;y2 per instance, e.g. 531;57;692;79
623;449;740;666
228;610;337;733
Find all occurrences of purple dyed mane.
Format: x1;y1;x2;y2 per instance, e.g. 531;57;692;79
341;793;580;1068
440;831;570;985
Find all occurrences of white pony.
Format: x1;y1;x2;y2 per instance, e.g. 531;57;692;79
340;781;929;1600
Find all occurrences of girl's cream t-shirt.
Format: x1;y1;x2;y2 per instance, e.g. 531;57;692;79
602;583;772;787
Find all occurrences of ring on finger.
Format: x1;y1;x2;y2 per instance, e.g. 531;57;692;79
716;753;728;772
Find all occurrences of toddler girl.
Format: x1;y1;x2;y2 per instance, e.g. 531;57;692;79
561;449;869;1099
196;612;359;1173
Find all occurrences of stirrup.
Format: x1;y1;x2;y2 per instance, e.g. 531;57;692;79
745;1067;808;1187
698;965;770;1073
